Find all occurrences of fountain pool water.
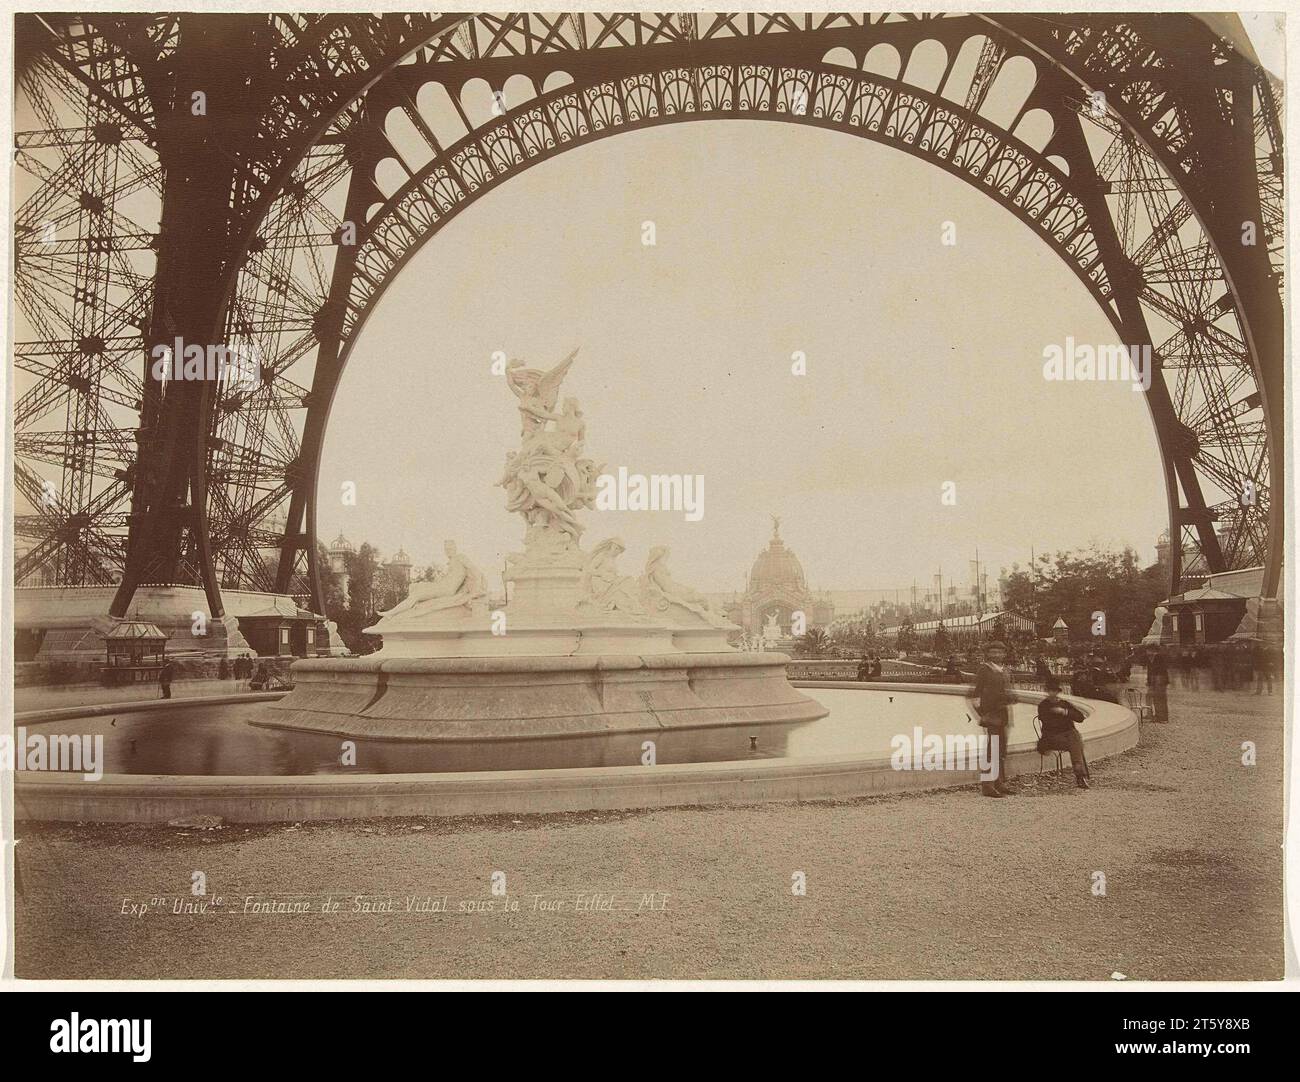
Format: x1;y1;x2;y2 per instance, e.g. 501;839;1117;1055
16;686;1122;777
13;684;1139;822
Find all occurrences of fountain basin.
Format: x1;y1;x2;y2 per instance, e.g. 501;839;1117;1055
12;684;1140;822
256;651;828;741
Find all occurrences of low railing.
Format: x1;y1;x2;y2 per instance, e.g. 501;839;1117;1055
785;658;964;683
786;659;1071;694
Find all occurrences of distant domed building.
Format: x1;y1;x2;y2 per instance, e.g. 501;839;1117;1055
385;546;413;588
723;516;834;640
326;532;354;603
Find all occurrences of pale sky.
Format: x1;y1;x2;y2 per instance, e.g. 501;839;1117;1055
319;120;1168;594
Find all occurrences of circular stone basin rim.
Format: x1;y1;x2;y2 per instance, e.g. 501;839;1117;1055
13;684;1140;823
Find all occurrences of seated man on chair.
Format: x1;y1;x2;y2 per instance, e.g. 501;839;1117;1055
1036;679;1090;789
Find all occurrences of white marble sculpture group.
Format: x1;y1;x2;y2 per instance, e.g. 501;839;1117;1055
364;351;734;649
268;351;825;738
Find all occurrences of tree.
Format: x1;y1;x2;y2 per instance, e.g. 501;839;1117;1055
933;621;952;656
797;626;831;658
896;618;917;654
316;541;447;656
831;617;878;656
317;543;382;654
1001;543;1166;645
346;542;381;616
318;542;345;617
317;542;365;652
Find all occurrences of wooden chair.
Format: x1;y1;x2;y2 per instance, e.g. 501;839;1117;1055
1124;687;1155;722
1032;717;1066;775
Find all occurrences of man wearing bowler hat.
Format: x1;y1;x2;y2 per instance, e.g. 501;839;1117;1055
971;640;1014;798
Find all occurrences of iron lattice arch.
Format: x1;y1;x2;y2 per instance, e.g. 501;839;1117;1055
11;12;1283;622
12;11;466;611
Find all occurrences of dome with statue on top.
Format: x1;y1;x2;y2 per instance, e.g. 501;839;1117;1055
748;516;808;593
723;515;834;642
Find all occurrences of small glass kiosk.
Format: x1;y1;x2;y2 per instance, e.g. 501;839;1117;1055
101;620;169;686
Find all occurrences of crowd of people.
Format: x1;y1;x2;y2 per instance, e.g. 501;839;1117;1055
852;637;1278;706
1048;642;1277;698
945;638;1278;698
855;656;883;680
158;654;288;698
950;635;1277;800
224;655;258;681
1163;642;1277;693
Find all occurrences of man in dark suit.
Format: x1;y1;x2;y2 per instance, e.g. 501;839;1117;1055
1073;652;1119;703
1036;679;1090;788
158;658;175;700
971;640;1014;798
1087;652;1121;703
1146;647;1170;723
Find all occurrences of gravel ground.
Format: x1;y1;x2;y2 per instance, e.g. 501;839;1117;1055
13;684;1284;981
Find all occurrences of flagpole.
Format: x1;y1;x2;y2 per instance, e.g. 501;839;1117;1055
1031;545;1038;630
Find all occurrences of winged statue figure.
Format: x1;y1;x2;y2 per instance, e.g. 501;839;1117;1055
505;348;579;437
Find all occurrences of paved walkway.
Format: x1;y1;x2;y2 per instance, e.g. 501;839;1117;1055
13;684;1283;980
